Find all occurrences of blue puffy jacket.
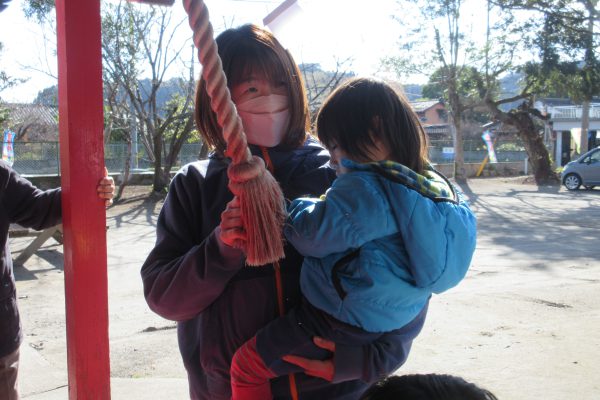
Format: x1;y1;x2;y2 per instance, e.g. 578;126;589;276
285;159;477;332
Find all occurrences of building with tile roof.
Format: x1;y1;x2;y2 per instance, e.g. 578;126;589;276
1;103;59;141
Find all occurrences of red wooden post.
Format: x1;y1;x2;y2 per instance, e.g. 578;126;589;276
56;0;111;398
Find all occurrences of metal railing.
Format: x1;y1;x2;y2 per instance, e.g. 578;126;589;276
551;105;600;120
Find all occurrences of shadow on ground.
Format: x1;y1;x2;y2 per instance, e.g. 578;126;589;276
14;248;64;281
110;190;165;229
458;178;599;269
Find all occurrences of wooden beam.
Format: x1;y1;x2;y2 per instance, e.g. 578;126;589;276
56;0;111;398
13;225;62;265
263;0;298;26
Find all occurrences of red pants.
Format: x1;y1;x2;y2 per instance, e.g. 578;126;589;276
230;336;276;400
0;348;20;400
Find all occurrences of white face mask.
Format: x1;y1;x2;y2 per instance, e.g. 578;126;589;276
236;95;290;148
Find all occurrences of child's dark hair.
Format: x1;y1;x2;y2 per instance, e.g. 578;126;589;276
195;24;310;154
359;374;498;400
316;77;429;174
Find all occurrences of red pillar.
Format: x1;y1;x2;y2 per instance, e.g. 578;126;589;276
56;0;111;398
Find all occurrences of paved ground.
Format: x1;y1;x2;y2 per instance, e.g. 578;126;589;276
10;177;600;399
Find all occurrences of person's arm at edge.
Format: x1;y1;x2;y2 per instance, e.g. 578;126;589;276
4;161;62;230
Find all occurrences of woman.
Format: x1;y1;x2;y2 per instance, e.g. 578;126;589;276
141;24;427;400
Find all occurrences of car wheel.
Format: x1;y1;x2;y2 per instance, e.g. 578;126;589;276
584;185;595;190
564;174;582;190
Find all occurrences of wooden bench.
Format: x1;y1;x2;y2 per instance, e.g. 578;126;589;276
9;223;63;265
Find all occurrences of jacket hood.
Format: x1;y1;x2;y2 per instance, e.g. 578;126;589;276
344;159;477;294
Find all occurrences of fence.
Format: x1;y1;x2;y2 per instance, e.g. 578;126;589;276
429;139;528;164
5;140;529;176
7;141;206;175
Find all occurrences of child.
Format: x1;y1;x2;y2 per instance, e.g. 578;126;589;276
359;374;498;400
229;76;477;399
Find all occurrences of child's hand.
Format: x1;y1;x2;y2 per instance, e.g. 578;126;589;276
97;167;115;207
220;196;247;250
282;336;335;382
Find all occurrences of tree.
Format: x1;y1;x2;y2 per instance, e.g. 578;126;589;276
22;0;53;21
492;0;599;154
101;1;197;194
385;0;572;184
300;61;354;118
463;1;558;184
24;0;199;194
384;0;480;182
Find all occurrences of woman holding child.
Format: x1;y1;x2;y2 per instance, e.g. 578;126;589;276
140;24;473;400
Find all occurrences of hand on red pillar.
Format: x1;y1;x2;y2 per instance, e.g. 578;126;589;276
97;167;116;207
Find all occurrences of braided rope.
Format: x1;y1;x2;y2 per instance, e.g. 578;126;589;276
182;0;251;166
182;0;285;265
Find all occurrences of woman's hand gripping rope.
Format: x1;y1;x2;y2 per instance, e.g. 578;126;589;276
220;196;247;250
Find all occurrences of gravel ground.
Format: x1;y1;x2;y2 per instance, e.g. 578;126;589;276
11;177;600;400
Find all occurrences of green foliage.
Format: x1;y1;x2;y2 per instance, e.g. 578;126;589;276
22;0;54;22
161;93;196;143
496;142;525;151
0;104;9;125
423;67;483;100
422;69;445;99
494;0;600;101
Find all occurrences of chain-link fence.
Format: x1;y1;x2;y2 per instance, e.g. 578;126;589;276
7;141;207;175
103;142;206;172
8;142;61;175
5;140;529;175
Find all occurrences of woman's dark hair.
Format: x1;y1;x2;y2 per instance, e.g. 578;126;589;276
359;374;498;400
195;24;310;154
316;77;429;174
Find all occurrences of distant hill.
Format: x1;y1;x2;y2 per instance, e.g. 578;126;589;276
401;84;424;101
399;72;524;111
33;77;189;110
32;72;522;113
498;72;524;111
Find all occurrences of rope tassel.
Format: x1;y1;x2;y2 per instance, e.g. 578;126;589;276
183;0;286;266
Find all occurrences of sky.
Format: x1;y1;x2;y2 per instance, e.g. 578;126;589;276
0;0;489;103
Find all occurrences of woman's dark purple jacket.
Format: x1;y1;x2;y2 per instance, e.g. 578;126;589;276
141;139;428;400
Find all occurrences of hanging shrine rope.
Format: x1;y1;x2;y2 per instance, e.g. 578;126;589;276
182;0;286;266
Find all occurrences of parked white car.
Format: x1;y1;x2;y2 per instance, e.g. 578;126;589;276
561;146;600;190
